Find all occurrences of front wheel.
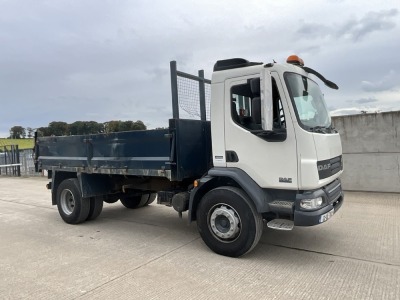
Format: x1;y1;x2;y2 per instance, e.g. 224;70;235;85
196;186;263;257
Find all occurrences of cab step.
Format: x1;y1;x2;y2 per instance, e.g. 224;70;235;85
266;219;294;231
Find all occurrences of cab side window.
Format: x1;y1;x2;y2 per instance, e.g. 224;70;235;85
272;78;286;129
230;78;262;130
230;77;285;131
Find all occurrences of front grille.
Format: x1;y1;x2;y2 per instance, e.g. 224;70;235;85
317;155;343;180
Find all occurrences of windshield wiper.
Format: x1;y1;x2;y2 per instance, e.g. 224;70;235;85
309;126;327;133
326;125;337;133
309;125;337;133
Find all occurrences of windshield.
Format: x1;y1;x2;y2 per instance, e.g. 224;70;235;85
285;73;331;131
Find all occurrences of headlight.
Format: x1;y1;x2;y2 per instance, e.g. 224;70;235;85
300;197;323;210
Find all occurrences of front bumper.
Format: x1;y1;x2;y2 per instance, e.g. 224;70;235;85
294;179;344;226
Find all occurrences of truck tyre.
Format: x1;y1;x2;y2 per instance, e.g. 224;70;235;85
86;196;103;221
119;194;145;208
56;178;90;224
120;195;141;208
104;197;118;204
147;193;157;205
196;186;263;257
120;193;155;209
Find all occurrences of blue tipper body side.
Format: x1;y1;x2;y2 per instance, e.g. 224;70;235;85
36;119;211;182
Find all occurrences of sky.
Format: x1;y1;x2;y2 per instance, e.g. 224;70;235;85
0;0;399;137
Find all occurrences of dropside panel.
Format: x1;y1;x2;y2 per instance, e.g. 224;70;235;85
37;129;172;178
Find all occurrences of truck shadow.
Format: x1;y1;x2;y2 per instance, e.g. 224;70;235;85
95;203;342;262
94;202;199;235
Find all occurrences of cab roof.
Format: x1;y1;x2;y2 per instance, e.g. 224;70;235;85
213;58;263;72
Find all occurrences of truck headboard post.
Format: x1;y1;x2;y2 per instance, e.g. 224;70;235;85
198;69;206;121
170;61;180;119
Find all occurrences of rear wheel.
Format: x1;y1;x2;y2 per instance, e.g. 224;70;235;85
120;193;156;209
86;196;103;221
196;186;263;257
103;196;119;204
120;195;141;208
56;178;90;224
147;193;157;205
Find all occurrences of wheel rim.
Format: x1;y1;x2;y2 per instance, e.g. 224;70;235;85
208;204;241;242
60;189;75;215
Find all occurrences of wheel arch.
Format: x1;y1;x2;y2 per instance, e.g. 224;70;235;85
189;167;271;222
51;171;77;205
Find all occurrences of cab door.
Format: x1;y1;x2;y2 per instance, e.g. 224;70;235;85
224;72;298;189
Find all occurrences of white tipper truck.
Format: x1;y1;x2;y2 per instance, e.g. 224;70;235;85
35;55;344;257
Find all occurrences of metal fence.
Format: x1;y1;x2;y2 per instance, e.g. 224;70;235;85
0;146;39;177
170;61;211;121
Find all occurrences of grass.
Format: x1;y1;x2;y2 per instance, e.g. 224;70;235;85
0;138;34;150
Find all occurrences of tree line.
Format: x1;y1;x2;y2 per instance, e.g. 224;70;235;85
8;120;147;138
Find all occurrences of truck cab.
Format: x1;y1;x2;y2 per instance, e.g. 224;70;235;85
191;56;343;253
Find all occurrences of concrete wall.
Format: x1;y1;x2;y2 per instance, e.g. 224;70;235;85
332;111;400;193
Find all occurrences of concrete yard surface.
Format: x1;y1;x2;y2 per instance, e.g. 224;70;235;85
0;177;399;299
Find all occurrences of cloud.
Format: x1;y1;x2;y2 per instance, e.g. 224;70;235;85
341;8;398;41
330;107;379;116
361;70;397;92
330;99;400;116
349;97;379;104
296;21;330;39
296;8;398;41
